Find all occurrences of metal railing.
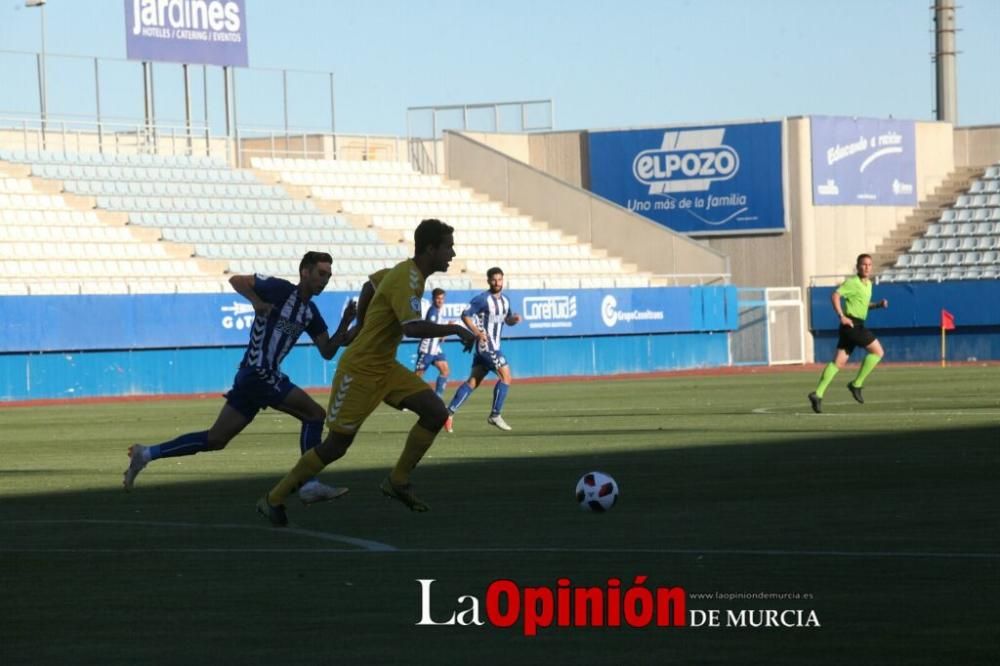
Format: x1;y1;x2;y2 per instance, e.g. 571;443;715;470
0;114;226;159
235;127;405;168
650;273;731;286
0;48;337;148
0;114;419;169
406;98;555;174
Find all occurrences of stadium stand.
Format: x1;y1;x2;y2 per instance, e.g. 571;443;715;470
0;149;654;295
879;162;1000;282
251;156;654;290
0;153;231;295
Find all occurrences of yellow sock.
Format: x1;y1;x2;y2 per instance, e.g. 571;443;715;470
390;424;436;486
267;449;325;505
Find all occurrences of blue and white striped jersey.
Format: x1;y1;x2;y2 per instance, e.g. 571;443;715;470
239;275;328;372
417;305;446;356
464;291;512;353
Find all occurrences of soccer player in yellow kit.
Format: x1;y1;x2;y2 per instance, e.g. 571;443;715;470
257;219;480;525
808;253;888;414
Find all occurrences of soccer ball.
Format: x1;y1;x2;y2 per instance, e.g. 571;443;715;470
576;471;619;512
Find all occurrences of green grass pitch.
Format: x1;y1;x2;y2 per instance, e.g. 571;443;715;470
1;365;998;664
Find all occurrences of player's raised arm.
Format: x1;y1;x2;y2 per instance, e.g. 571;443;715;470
229;274;273;318
342;275;380;345
402;319;473;343
313;299;358;360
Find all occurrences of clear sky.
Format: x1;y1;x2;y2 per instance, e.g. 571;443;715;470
0;0;997;137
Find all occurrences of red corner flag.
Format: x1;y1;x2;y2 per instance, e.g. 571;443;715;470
941;309;956;331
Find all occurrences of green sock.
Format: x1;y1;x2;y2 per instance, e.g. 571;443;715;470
853;354;882;388
815;363;840;398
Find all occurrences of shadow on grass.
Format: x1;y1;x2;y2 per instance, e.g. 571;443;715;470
1;424;998;665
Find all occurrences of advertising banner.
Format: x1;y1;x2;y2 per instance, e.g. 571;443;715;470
587;121;785;235
0;287;738;354
810;116;917;206
125;0;248;67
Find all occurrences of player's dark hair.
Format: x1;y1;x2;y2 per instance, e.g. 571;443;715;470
856;253;872;267
431;288;446;298
299;251;333;274
487;266;504;279
414;218;454;255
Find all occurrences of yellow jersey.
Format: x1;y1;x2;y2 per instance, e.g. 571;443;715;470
340;259;425;372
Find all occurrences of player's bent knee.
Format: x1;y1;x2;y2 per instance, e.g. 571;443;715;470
316;435;352;464
418;404;450;431
204;436;230;451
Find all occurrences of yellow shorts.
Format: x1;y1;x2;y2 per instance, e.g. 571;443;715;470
325;361;430;435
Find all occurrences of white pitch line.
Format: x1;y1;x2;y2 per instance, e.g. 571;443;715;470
396;547;1000;560
6;519;397;552
753;407;1000;416
0;545;996;560
752;396;1000;415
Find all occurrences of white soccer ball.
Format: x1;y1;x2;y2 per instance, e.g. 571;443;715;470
576;471;619;512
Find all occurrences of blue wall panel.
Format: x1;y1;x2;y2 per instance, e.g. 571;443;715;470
0;333;731;402
810;281;1000;361
813;328;1000;363
0;286;738;354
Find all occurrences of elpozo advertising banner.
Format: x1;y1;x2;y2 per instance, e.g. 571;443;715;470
587;121;785;236
125;0;248;67
810;116;916;206
0;287;737;353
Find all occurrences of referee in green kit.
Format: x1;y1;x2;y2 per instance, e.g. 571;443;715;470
809;254;888;414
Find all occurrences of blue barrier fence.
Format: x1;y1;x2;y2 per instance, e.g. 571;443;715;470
809;281;1000;361
0;286;737;400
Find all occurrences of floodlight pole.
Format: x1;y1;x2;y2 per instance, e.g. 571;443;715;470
203;65;210;155
183;63;192;153
934;0;958;123
94;58;102;153
26;0;47;147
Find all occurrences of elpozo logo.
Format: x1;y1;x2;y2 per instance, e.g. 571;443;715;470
523;295;576;330
632;129;740;195
601;295;665;328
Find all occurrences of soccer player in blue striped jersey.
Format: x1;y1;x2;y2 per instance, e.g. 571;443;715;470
415;288;451;398
446;266;521;432
123;251;358;505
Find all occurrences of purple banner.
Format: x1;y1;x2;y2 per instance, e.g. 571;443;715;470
125;0;248;67
810;116;916;206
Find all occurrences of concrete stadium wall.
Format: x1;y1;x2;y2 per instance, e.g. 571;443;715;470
784;118;956;282
445;132;730;280
450;122;956;289
953;125;1000;167
458;120;963;362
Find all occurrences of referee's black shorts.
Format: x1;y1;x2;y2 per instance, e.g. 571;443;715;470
836;317;877;354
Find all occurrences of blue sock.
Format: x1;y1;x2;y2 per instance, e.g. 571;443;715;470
149;431;209;460
434;375;448;397
299;420;324;485
300;420;324;454
448;383;474;414
491;382;509;416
